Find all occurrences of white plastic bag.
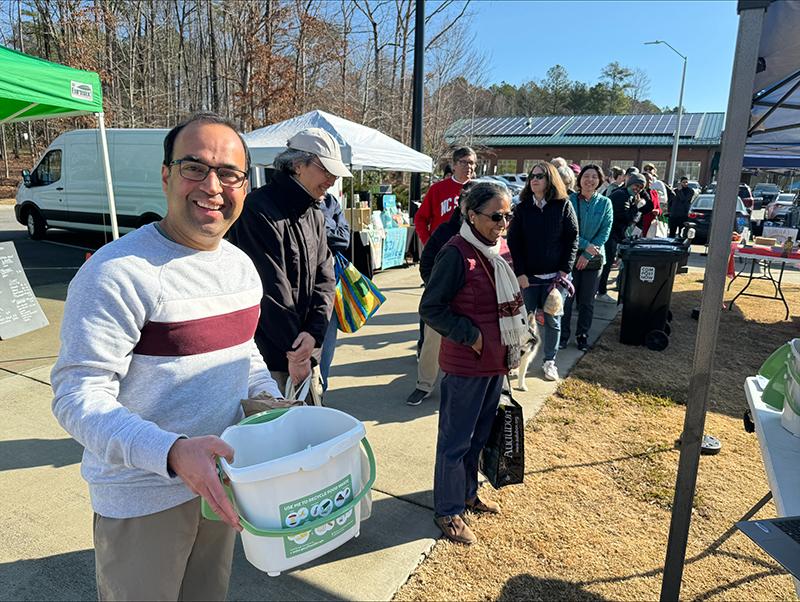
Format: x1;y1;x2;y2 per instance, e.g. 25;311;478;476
646;219;668;238
284;373;323;406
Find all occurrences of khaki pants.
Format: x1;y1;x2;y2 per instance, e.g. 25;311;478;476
417;323;442;392
93;497;235;601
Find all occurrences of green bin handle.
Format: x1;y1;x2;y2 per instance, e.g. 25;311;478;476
201;408;376;538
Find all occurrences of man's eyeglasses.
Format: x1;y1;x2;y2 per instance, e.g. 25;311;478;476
478;211;513;223
311;159;336;179
457;159;477;168
529;172;546;180
170;159;247;188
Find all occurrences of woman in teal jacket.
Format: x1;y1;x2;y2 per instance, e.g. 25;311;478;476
561;164;613;352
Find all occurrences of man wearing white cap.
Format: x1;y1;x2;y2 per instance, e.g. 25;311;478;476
229;128;351;398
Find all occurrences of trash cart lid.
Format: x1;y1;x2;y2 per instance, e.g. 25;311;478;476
619;243;689;260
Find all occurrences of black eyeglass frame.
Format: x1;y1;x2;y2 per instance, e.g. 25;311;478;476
169;159;248;189
476;211;513;223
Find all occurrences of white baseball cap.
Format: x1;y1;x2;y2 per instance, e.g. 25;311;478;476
287;128;352;178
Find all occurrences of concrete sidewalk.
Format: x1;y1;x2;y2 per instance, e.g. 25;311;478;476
0;254;619;601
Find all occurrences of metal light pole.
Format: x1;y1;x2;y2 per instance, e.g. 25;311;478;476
646;40;687;186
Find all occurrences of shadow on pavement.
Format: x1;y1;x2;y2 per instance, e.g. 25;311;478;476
0;438;83;471
498;574;607;601
361;311;421;327
0;549;96;601
325;372;441;425
338;327;417;352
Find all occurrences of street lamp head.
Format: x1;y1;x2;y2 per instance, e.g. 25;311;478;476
644;40;663;45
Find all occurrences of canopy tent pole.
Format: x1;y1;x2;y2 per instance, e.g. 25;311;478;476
660;4;767;600
96;112;119;240
1;125;8;178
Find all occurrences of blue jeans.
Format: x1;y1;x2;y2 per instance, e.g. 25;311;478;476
522;278;564;362
561;268;601;341
433;373;504;517
319;314;339;392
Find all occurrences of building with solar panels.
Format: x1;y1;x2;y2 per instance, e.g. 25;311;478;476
444;113;724;185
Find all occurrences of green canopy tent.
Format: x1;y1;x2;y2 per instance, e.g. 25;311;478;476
0;45;120;239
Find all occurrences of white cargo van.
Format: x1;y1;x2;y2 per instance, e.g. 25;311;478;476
14;128;169;239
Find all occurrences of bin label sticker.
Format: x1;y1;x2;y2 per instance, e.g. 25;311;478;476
279;475;355;558
639;266;656;283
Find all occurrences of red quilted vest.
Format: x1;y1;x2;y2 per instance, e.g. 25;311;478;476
438;235;512;377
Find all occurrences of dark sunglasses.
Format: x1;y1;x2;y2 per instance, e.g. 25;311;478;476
477;211;513;223
529;172;546;180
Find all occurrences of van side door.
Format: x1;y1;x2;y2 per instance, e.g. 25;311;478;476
66;141;109;230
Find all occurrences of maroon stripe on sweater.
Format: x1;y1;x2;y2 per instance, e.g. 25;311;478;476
133;305;260;356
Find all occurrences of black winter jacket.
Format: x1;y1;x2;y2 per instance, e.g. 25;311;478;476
609;187;639;242
419;208;463;284
506;197;578;277
672;186;695;217
228;171;335;372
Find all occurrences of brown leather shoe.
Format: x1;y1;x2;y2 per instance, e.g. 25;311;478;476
465;495;501;514
434;514;476;545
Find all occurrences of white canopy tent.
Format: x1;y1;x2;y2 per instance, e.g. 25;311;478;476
243;109;434;174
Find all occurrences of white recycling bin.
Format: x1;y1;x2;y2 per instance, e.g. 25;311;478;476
203;406;375;576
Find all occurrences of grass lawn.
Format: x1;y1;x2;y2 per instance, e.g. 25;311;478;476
395;272;800;601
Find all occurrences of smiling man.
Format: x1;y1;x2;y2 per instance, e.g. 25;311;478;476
229;128;345;399
51;113;283;600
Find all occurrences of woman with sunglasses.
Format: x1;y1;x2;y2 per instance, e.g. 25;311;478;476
419;181;528;545
507;162;578;381
560;164;613;352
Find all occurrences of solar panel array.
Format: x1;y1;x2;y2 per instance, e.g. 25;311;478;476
563;114;703;137
450;115;571;137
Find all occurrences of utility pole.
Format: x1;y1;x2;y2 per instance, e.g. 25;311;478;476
408;0;424;261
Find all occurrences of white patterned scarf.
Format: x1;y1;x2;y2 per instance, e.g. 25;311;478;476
459;222;528;369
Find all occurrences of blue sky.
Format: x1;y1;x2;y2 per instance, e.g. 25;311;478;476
469;0;739;113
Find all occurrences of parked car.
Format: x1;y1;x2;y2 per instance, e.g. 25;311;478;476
686;194;750;244
704;181;717;194
473;176;510;190
686;180;702;194
752;182;781;208
764;193;797;226
498;173;528;187
15;128;168;239
738;183;756;209
488;175;523;194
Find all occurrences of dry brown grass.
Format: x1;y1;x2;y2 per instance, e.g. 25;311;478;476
395;273;800;601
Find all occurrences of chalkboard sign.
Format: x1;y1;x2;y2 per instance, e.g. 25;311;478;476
0;242;49;339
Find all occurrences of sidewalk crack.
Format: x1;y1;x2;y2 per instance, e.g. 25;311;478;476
0;367;51;387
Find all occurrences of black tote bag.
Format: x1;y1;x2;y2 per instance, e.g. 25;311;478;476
479;389;525;489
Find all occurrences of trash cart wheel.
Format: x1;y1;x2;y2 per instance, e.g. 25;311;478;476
664;322;672;336
644;330;669;351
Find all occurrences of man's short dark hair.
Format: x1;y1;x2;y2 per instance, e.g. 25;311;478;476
163;112;251;172
625;166;639;176
680;176;689;181
452;146;476;163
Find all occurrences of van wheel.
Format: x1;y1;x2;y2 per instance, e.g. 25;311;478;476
26;207;46;240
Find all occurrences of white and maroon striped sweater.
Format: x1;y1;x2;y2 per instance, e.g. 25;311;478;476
52;224;282;519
